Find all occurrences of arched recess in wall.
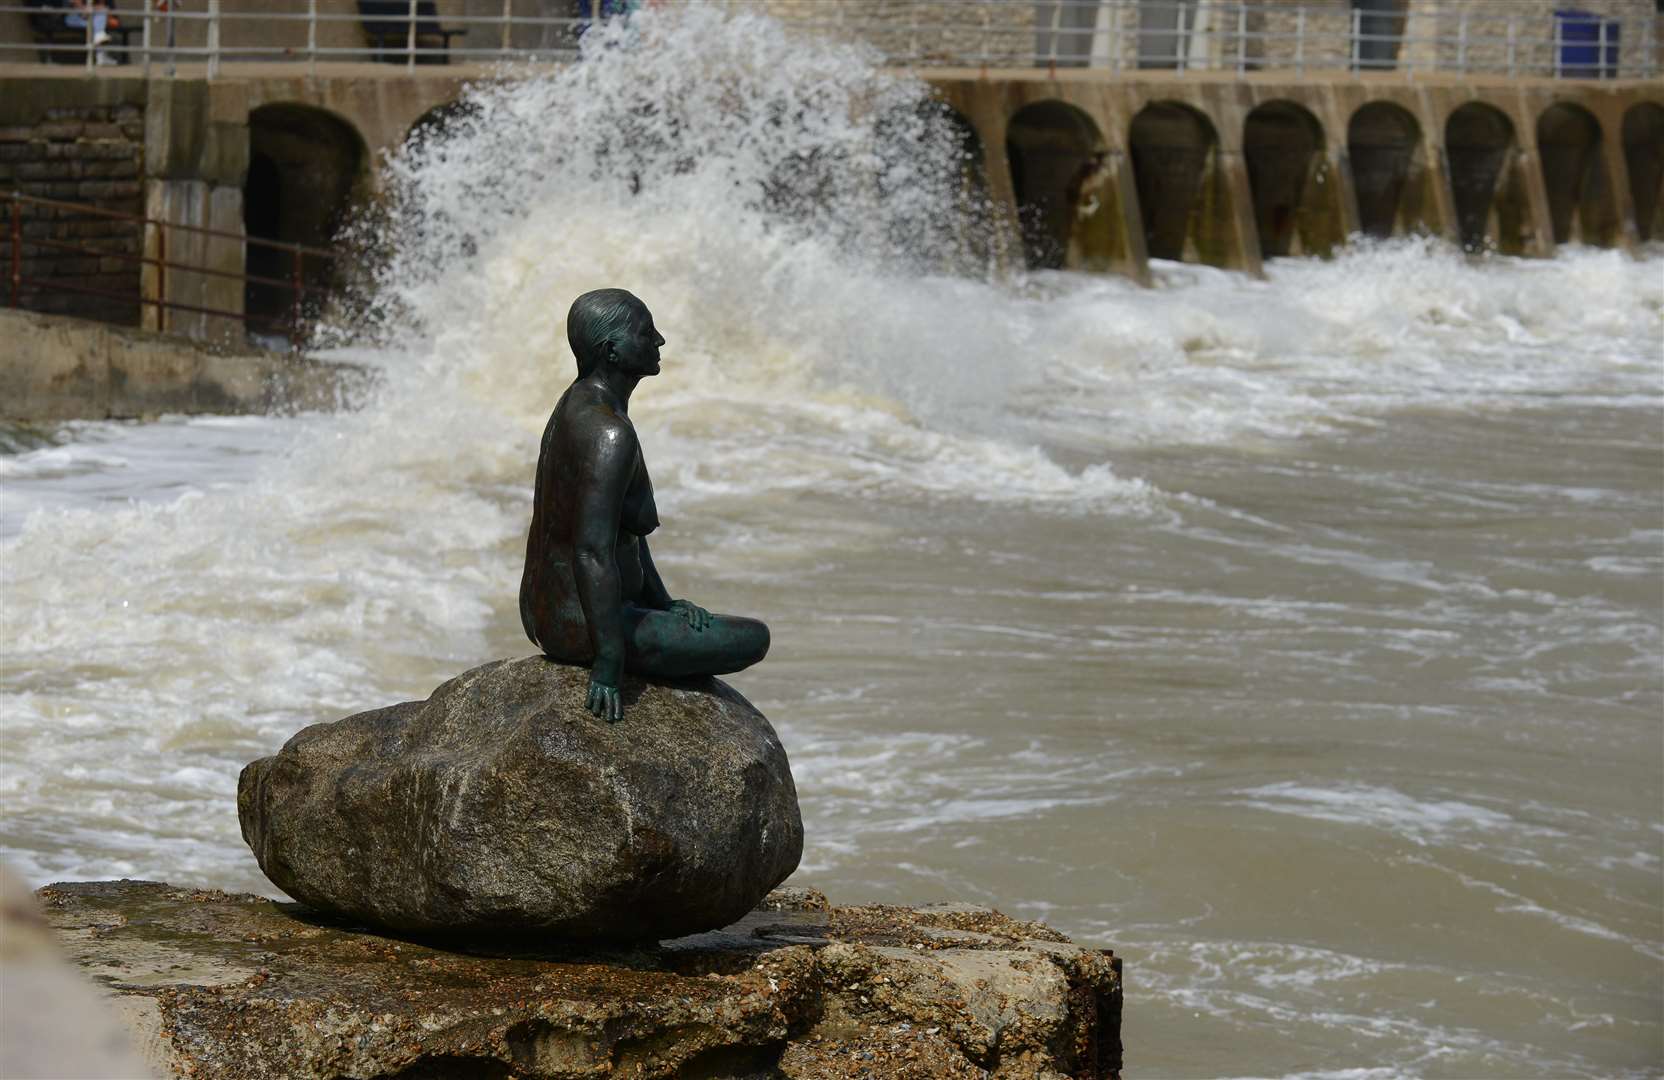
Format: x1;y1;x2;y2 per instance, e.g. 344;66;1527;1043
1243;100;1331;257
932;103;993;268
876;100;991;269
1536;102;1613;246
1347;102;1422;238
1622;102;1664;241
404;99;483;157
1005;101;1117;271
1128;101;1222;263
244;104;369;338
1445;103;1521;253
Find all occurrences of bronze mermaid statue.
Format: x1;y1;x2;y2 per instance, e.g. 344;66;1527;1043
520;289;770;721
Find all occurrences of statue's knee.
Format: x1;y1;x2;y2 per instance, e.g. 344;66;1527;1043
716;615;769;668
745;619;770;664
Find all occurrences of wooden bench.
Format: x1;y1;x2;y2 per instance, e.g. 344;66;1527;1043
357;0;466;65
25;1;137;65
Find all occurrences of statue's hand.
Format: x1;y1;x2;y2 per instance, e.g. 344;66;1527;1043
586;676;623;723
668;599;712;632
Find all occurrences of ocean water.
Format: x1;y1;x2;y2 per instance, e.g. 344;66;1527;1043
2;8;1660;1078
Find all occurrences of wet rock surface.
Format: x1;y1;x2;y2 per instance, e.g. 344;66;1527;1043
37;880;1122;1080
238;657;803;941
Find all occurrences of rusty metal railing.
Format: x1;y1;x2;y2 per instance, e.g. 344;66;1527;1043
5;191;336;346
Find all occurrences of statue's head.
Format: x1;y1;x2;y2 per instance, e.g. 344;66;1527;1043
568;288;654;378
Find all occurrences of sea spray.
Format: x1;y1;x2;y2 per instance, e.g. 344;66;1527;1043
346;6;997;381
314;3;1158;514
0;5;1166;897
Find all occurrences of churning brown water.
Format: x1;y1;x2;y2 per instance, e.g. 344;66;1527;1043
2;9;1660;1077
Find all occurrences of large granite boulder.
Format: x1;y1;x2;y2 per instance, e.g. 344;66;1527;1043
238;657;802;941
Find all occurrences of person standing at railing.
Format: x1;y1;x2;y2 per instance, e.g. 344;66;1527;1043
575;0;649;42
58;0;118;66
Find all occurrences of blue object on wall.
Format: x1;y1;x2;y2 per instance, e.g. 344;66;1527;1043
1554;9;1620;78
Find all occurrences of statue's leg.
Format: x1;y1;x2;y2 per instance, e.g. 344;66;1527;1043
622;607;770;679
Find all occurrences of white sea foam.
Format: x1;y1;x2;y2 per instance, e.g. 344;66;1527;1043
1134;936;1613;1079
1410;858;1664;962
1234;781;1566;848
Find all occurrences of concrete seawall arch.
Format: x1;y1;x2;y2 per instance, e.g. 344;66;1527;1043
1006;100;1114;271
123;72;469;341
1445;102;1525;254
244;103;370;335
1244;100;1340;258
1622;103;1664;242
405;99;484;155
930;103;996;268
1129;101;1227;265
1347;102;1429;241
930;72;1661;283
1537;102;1615;247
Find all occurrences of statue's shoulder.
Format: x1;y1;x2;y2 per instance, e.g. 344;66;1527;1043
558;389;638;464
588;412;639;453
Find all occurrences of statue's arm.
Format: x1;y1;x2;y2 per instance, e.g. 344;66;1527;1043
636;538;673;610
637;538;713;632
572;424;634;693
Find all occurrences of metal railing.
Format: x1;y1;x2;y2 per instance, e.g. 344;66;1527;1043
945;0;1643;78
5;191;335;344
0;1;1655;79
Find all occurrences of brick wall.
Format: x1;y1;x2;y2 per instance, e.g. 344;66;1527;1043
0;104;146;326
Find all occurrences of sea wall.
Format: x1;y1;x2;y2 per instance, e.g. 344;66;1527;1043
935;70;1663;278
0;80;147;326
0;308;368;420
1;62;1659;346
0;71;464;344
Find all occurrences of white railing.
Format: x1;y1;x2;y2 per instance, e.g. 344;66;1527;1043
0;0;1654;80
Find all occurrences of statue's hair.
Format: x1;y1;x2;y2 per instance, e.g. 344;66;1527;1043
567;288;643;377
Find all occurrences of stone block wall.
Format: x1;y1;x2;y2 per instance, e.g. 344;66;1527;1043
1254;0;1368;72
0;97;147;327
1233;0;1659;77
762;0;1036;65
1406;0;1656;79
810;0;1659;78
459;0;579;55
6;0;1655;75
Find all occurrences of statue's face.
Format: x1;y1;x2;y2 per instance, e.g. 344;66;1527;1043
610;304;665;378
